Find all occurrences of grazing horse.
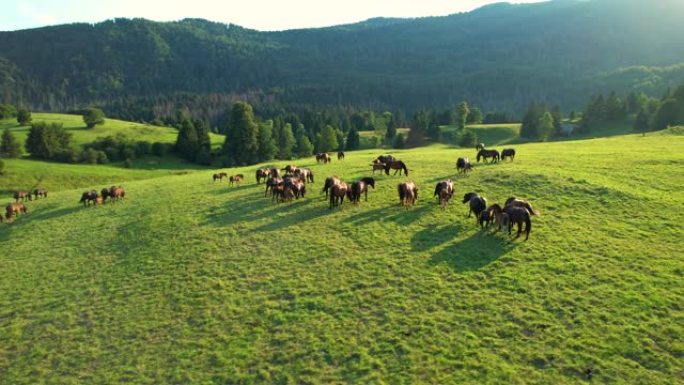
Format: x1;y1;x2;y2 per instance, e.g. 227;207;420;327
477;149;500;163
296;168;314;184
371;162;386;175
290;179;306;199
229;174;244;187
316;153;332;164
486;204;509;232
265;177;283;197
33;188;48;199
349;177;376;204
329;182;349;210
5;202;27;220
14;191;32;202
375;155;395;164
338;151;345;160
213;172;228;182
462;192;487;220
100;187;111;202
505;197;538;216
476;143;485;152
269;167;281;178
256;168;271;184
501;148;516;161
398;182;418;208
322;176;341;199
80;190;99;206
282;165;298;175
433;179;454;209
504;205;532;241
456;157;472;175
108;186;126;202
385;160;409;176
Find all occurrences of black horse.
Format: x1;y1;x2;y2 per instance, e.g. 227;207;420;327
504;205;532;241
462;192;487;220
501;148;516;161
456;157;472;175
349;177;376;204
79;190;98;206
477;149;500;163
433;179;454;209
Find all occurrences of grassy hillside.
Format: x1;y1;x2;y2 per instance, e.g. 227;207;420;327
0;113;224;148
0;132;682;384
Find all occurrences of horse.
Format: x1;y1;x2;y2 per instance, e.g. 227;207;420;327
5;202;27;220
501;148;516;161
33;188;48;199
79;190;99;206
433;179;454;209
504;205;532;241
265;177;283;197
213;172;228;182
478;209;493;230
477;149;500;163
295;168;314;184
316;153;331;164
385;160;409;176
269;167;281;178
229;174;244;187
371;163;386;175
462;192;487;220
375;155;395;164
505;197;538;216
100;187;111;202
290;179;306;199
476;143;486;152
14;191;32;202
108;186;126;202
322;176;341;199
338;151;345;160
329;182;349;210
349;177;376;204
486;204;509;232
255;168;271;184
398;182;418;208
282;165;298;175
456;157;472;175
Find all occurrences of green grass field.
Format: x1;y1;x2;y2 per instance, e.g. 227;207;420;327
0;130;683;384
0;113;224;149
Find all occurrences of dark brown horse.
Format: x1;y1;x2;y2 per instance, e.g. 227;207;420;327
476;143;485;152
505;197;538;216
316;153;332;164
456;157;472;175
229;174;244;187
477;149;500;163
349;177;376;204
462;192;487;220
108;186;126;202
478;210;493;230
375;155;395;164
255;168;271;184
329;182;349;209
80;190;99;206
5;202;27;220
385;160;409;176
486;204;509;232
433;179;454;209
213;172;228;182
295;168;314;183
338;151;345;160
501;148;516;161
282;165;298;175
265;176;283;197
504;205;532;241
33;188;48;199
269;167;281;178
14;191;32;202
398;182;418;208
371;162;386;175
322;176;341;199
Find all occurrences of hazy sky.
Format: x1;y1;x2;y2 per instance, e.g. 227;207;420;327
1;0;546;32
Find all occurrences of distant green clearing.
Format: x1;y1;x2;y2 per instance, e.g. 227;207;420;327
0;130;682;384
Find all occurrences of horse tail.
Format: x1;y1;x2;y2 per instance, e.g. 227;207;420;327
524;202;538;216
385;164;390;175
403;163;409;176
525;213;532;240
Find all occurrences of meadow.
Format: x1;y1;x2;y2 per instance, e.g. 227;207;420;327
0;129;682;384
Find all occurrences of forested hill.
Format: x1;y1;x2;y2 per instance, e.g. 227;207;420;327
1;0;684;122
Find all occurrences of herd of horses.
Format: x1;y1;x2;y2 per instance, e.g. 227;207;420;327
79;186;126;206
475;143;516;163
1;188;48;222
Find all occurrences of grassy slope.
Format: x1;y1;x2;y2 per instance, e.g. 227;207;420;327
0;113;224;148
0;132;683;384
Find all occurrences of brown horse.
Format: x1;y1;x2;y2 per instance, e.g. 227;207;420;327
80;190;99;206
371;163;386;174
338;151;345;160
282;165;298;175
476;143;485;152
375;155;395;164
486;204;509;232
108;186;126;202
505;197;538;216
295;168;314;184
349;177;376;204
329;182;349;210
456;157;472;175
255;168;271;184
478;210;493;230
229;174;244;187
463;192;487;220
33;188;48;199
269;167;281;178
316;153;332;164
501;148;516;161
14;191;32;202
5;202;27;220
213;172;228;182
504;205;532;241
433;179;454;209
385;160;409;176
265;176;283;197
290;179;306;199
322;176;341;199
398;182;418;208
477;149;500;163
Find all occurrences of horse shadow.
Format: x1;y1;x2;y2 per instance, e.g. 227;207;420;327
342;203;431;227
428;232;516;272
29;204;83;222
411;224;463;252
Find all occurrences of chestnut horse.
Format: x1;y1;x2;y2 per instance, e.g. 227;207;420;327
108;186;126;202
486;204;509;232
385;160;409;176
229;174;244;187
349;177;376;204
398;182;418;208
14;191;32;202
213;172;228;182
255;168;271;184
295;168;314;183
505;197;538;216
5;202;27;220
33;188;48;199
433;179;454;209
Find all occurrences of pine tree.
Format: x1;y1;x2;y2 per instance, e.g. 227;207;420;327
278;123;295;160
456;101;469;130
223;101;259;165
385;115;397;141
1;128;22;158
295;134;313;158
538;111;555;141
316;125;339;153
175;119;199;161
633;108;650;135
17;109;32;125
257;121;278;162
346;127;360;150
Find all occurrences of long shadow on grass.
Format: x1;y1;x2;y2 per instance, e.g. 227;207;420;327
428;232;516;272
411;224;463;252
342;204;432;227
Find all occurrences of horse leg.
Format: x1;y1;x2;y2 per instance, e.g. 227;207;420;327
515;221;522;239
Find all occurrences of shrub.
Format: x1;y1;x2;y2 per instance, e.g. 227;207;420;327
393;133;406;149
152;142;169;157
459;130;478;148
135;141;152;157
123;158;133;168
